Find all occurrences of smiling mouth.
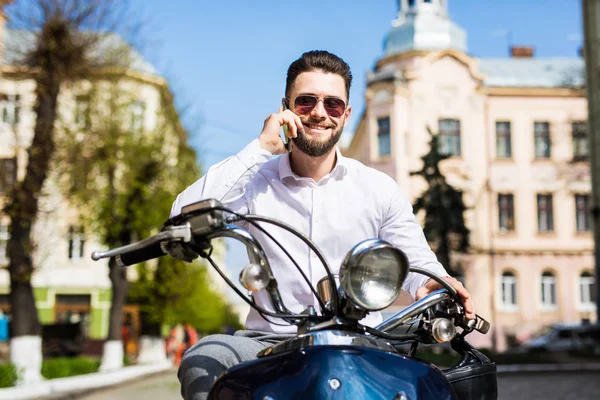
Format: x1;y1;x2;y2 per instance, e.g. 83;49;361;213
303;123;332;132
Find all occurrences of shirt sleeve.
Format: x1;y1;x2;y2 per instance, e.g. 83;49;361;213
170;139;272;218
379;186;450;300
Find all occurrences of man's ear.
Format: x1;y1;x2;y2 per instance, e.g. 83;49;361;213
343;105;352;128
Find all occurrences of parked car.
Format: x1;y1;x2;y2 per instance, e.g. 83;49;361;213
519;322;600;354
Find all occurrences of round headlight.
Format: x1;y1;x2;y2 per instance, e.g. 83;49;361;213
339;239;409;311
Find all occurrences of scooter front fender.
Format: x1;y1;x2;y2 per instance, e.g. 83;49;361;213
209;345;457;400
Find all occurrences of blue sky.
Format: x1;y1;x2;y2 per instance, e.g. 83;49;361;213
130;0;584;169
126;0;584;302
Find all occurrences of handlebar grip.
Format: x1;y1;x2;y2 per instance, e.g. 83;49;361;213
116;242;166;267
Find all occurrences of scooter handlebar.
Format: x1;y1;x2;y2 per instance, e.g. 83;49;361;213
116;242;166;267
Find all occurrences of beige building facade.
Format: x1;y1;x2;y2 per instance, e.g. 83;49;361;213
346;0;596;351
0;13;231;341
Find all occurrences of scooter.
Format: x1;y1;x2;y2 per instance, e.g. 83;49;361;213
92;199;497;400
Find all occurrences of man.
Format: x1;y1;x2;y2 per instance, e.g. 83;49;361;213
171;50;475;400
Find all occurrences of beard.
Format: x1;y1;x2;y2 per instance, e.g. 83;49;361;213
292;118;344;157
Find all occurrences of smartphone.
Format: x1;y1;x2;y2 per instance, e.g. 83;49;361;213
281;99;292;152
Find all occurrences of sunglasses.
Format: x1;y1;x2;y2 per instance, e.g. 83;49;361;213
289;95;347;118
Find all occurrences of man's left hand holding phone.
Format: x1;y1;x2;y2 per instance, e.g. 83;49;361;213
258;98;303;155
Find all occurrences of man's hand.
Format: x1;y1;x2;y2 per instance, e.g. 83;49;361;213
258;106;304;155
415;277;476;320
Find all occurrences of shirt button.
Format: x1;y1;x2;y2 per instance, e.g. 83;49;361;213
249;156;256;164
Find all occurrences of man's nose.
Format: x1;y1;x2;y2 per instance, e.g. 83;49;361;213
310;100;328;120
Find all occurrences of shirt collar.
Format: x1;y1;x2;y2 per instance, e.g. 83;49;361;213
278;146;348;183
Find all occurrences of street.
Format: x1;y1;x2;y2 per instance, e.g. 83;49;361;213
79;369;600;400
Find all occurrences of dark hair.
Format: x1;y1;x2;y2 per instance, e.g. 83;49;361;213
285;50;352;101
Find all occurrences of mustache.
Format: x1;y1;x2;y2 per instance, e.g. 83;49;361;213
301;118;336;129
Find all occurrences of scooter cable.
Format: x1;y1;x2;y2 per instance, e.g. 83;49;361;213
194;243;312;322
218;208;333;314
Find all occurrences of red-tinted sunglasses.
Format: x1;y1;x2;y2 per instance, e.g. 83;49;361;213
288;95;347;118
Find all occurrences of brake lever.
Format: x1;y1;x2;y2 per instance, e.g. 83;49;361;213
456;314;491;335
433;300;490;335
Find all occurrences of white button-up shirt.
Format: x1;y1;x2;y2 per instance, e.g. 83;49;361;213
170;139;449;333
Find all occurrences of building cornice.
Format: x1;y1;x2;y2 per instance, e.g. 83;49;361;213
0;65;167;88
481;86;585;98
469;247;593;256
375;50;433;70
375;49;486;84
420;49;486;83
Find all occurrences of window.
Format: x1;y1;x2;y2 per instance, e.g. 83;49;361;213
377;117;391;157
55;294;91;338
537;194;554;232
496;121;512;158
129;101;145;132
540;271;557;309
438;118;461;156
75;95;89;129
579;271;596;310
0;158;16;195
0;224;8;264
576;194;592;232
498;194;515;232
68;226;85;260
500;271;517;310
1;94;20;126
572;122;588;161
534;122;551;159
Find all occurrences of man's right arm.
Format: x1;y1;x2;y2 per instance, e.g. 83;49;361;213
170;108;304;218
169;139;271;218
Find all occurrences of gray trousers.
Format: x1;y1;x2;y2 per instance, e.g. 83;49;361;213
177;330;293;400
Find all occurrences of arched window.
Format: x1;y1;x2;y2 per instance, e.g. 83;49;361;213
579;271;596;310
540;271;557;309
500;271;517;310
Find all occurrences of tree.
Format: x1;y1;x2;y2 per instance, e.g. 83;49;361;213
55;80;203;369
129;258;238;336
410;128;470;276
2;0;131;383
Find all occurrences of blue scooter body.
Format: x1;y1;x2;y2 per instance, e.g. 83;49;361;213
209;345;457;399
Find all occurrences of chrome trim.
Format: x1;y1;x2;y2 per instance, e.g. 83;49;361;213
316;275;340;312
376;289;451;333
207;225;293;316
257;330;398;358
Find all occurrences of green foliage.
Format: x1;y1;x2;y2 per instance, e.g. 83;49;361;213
129;258;234;334
54;81;233;333
41;357;100;379
0;363;18;388
410;128;470;275
56;82;199;247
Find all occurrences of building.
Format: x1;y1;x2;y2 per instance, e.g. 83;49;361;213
345;0;595;351
0;10;228;348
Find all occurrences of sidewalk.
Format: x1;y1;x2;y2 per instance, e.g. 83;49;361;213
0;362;172;400
496;362;600;373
